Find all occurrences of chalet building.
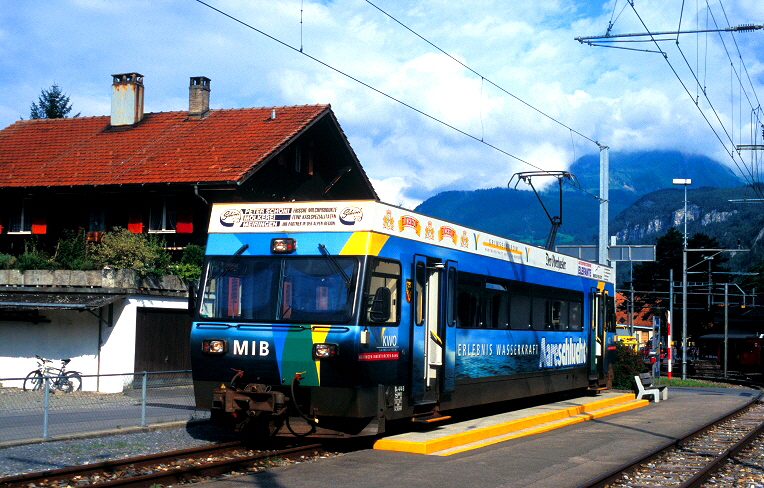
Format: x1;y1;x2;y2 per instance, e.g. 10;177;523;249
0;73;377;390
616;292;656;346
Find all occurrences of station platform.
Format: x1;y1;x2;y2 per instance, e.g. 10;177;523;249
199;387;761;488
373;391;647;455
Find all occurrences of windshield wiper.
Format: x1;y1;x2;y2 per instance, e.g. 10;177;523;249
318;244;351;286
209;244;250;282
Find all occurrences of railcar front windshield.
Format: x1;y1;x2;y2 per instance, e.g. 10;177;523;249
199;256;359;324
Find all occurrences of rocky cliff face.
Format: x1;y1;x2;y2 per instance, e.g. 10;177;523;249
614;205;740;242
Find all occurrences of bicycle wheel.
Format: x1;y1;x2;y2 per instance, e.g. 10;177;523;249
63;372;82;392
23;371;44;391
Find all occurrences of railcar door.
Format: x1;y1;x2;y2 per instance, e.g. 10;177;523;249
411;255;446;404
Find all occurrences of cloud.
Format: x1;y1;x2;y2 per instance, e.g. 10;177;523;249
1;0;762;207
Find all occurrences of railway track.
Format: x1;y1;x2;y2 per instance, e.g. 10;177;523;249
585;394;764;487
0;441;328;487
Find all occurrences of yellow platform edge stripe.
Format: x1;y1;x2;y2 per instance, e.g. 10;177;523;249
373;393;640;455
435;399;649;456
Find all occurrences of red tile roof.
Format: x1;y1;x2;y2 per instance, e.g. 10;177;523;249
0;105;331;187
616;292;659;328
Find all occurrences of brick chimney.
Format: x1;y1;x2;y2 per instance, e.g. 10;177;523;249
188;76;210;119
110;73;144;126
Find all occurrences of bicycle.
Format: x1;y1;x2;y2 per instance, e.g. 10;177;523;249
23;355;83;393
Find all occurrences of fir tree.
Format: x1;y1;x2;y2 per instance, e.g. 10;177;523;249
29;84;78;119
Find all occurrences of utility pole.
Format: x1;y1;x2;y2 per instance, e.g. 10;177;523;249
668;268;674;379
598;146;609;265
724;283;729;379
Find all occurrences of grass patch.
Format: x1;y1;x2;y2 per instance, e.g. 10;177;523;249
654;378;731;388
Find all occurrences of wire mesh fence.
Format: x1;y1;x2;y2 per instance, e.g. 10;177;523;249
0;371;208;443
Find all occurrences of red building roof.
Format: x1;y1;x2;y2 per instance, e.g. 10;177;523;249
0;105;331;187
616;292;659;329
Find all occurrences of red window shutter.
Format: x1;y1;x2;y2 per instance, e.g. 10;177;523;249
31;216;47;234
176;209;193;234
128;212;143;233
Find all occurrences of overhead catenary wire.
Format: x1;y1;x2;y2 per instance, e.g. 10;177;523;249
364;0;601;148
588;0;764;197
671;1;764;196
622;2;764;198
193;0;607;201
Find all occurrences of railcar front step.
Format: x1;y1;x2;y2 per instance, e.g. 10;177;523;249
411;412;452;424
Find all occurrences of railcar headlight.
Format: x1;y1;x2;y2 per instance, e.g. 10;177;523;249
202;340;227;355
313;343;339;360
271;238;297;254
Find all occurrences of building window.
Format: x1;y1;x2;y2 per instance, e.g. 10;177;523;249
8;199;32;234
149;197;177;233
89;208;105;233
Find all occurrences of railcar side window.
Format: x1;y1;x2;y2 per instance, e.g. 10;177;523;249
457;289;480;328
367;259;401;325
452;271;586;332
484;282;509;329
569;301;583;331
550;300;567;330
509;294;532;329
456;272;482;328
532;297;549;331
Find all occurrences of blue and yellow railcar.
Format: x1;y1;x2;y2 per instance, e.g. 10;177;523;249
190;201;616;437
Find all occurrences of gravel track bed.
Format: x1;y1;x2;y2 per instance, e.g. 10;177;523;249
0;423;244;477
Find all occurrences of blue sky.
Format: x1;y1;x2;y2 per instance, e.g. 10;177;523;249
1;0;763;207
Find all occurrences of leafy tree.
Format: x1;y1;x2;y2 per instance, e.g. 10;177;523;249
29;84;79;119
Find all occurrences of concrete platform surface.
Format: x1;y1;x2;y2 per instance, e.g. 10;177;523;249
374;391;646;455
197;387;761;488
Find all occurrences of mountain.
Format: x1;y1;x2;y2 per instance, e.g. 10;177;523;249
572;151;743;194
415;150;749;250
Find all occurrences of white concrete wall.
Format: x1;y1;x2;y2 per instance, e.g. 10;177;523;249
0;296;187;392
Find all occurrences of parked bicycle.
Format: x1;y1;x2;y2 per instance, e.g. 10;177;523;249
23;355;83;393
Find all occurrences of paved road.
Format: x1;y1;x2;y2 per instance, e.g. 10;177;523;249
0;386;206;444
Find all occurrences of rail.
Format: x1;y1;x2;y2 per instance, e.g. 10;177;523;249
0;441;326;487
0;370;205;444
583;390;764;487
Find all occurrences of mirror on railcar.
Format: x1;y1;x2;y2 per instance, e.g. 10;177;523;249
369;287;392;322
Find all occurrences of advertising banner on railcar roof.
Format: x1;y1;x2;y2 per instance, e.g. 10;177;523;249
208;201;614;284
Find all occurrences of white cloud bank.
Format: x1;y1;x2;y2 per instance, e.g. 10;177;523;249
1;0;762;205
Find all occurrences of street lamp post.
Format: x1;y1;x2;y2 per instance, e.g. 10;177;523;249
673;178;691;380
